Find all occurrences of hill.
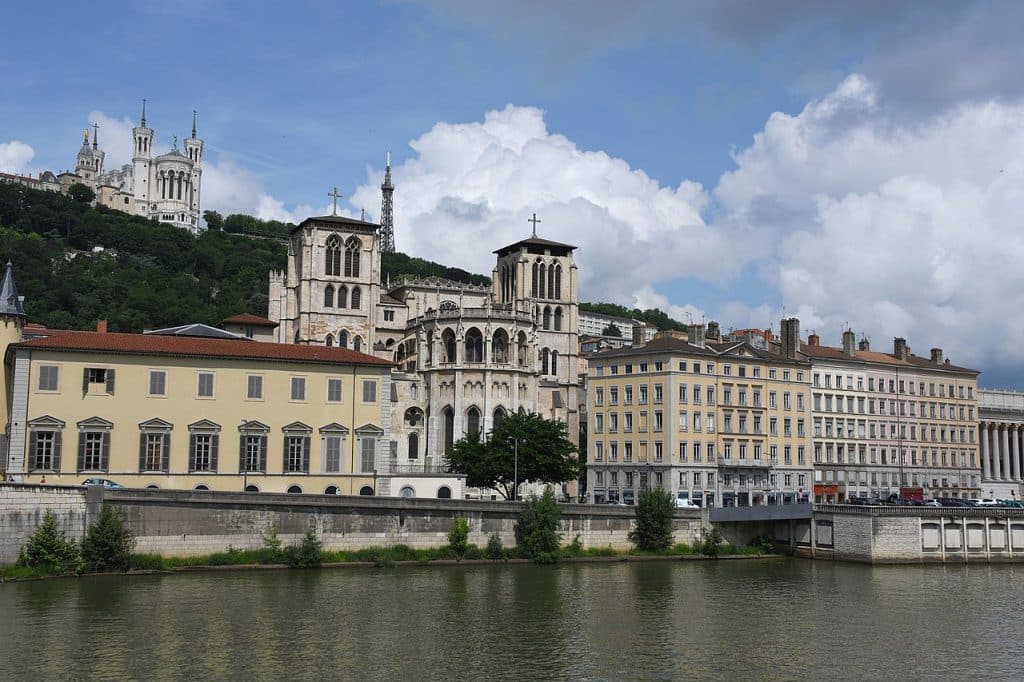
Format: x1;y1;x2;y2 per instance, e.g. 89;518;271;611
579;302;687;333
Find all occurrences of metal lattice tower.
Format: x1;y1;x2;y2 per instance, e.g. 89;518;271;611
379;151;396;253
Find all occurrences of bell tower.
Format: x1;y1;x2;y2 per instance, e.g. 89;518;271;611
183;110;204;227
132;99;154;214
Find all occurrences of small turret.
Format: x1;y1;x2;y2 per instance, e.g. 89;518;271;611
0;262;27;466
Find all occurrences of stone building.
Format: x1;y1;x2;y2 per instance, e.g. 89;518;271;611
978;389;1024;499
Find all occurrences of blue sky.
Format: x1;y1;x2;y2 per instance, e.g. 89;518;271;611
4;1;1024;387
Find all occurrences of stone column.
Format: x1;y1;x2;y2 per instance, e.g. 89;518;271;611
981;422;991;481
993;425;1003;481
1001;425;1012;481
1014;425;1022;482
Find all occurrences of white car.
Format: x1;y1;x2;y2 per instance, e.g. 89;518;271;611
675;498;700;509
976;498;1000;506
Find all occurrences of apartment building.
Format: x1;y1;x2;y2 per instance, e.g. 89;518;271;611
586;324;813;506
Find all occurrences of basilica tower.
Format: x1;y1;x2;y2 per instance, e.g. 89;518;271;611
183;110;204;221
75;125;105;186
132;99;154;211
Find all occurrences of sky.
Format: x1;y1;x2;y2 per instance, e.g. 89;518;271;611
3;1;1024;387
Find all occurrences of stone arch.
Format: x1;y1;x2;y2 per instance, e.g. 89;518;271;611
517;331;528;366
351;286;361;309
404;407;424;426
338;284;349;308
194;484;210;491
492;328;509;363
466;406;481;435
324;485;339;495
547;261;555;298
554;263;562;299
437;486;452;499
543;306;552;330
287;485;303;494
400;485;416;498
244;484;260;492
465;327;484;363
325;334;334;347
541;347;550;374
538;261;547;298
442;329;457;362
359;485;374;496
353;336;363;352
551;350;559;375
493;406;507;427
339;330;349;348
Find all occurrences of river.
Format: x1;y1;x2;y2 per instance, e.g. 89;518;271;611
2;559;1023;680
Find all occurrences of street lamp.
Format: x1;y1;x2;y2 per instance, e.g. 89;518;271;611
507;437;519;501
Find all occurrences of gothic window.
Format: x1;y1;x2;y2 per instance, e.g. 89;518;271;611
517;331;528;366
338;285;348;308
404;407;424;427
466;407;481;435
325;235;342;276
532;261;540;297
554;263;562;299
543;306;552;330
465;328;483;363
547;263;555;299
551;350;559;376
541;348;550;375
426;330;434;364
492;329;509;363
325;334;333;347
324;284;334;308
407;432;419;460
554;307;563;331
493;407;507;428
353;336;363;352
538;262;547;298
344;237;361;277
443;407;455;454
339;330;348;348
351;286;361;309
442;329;457;363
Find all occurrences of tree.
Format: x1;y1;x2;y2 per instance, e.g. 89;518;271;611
81;505;135;572
447;516;470;560
601;323;623;337
202;210;224;231
16;510;83;575
514;487;562;563
68;183;95;204
629;487;676;551
446;412;581;500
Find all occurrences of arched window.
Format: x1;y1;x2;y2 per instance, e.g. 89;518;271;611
400;485;416;498
492;329;509;364
517;331;528;366
325;334;334;347
442;329;457;362
443;407;455;454
426;330;434;364
353;336;362;352
244;484;260;492
338;285;348;308
543;306;552;330
466;407;481;435
554;263;562;299
437;486;452;499
554;307;563;331
493;407;507;428
324;485;339;495
538;262;547;298
325;235;342;276
194;484;210;491
287;485;302;494
408;432;419;460
532;261;540;297
548;263;555;299
465;328;483;363
359;485;374;496
351;286;361;309
344;237;361;277
324;284;335;308
541;348;550;375
339;330;348;348
551;350;559;375
404;407;424;427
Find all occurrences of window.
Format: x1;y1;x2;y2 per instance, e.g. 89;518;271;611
190;433;217;472
595;387;604;406
83;367;115;394
38;365;59;391
197;372;215;398
610;387;619;405
240;432;268;473
140;432;168;472
327;378;343;402
344;236;361;277
325;235;342;276
290;376;306;401
654;384;663;403
247;375;263;400
624;386;633;404
79;431;107;471
29;426;62;471
362;380;377;403
384;310;396;322
361;437;376;472
595;414;604;433
351;287;362;309
148;370;166;397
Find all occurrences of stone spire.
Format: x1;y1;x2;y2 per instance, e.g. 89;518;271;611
191;109;197;139
92;123;99;150
0;261;26;317
141;97;147;127
380;151;396;253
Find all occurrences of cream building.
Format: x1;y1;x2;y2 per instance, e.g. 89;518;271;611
586;324;813;506
978;389;1024;499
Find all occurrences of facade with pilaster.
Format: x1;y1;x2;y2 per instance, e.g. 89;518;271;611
978;389;1024;500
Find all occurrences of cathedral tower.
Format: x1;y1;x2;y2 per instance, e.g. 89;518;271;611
75;125;105;186
132;99;154;210
380;152;396;253
183;110;204;219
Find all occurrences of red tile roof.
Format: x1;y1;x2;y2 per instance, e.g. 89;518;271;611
220;312;278;327
800;342;978;374
13;331;393;367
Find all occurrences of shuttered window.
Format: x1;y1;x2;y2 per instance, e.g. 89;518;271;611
247;375;263;400
139;432;170;471
189;433;219;472
30;431;61;470
290;377;306;401
197;372;215;398
38;365;59;391
149;370;166;396
239;434;267;472
362;380;377;403
77;431;109;471
361;438;376;473
284;435;310;472
327;378;343;402
324;436;342;473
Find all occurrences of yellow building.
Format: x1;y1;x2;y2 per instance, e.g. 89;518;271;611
1;297;423;495
586;325;813;506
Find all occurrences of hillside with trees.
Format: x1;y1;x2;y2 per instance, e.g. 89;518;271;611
579;301;686;332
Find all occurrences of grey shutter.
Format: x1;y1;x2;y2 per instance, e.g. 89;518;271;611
53;431;62;471
239;435;247;473
259;436;267;472
303;436;311;473
28;431;38;469
105;369;116;394
282;436;289;471
82;369;89;394
210;435;219;472
162;433;170;472
188;434;197;472
77;432;86;471
100;432;110;471
139;432;147;471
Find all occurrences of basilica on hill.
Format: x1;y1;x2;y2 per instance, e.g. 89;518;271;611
268;177;582;497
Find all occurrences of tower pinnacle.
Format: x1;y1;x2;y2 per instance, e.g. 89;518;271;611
92;123;99;150
191;110;197;138
380;151;396;253
141;98;147;127
0;261;26;317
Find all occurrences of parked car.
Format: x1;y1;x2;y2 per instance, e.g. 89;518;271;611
1002;500;1024;509
923;499;942;507
675;498;700;509
81;477;123;489
846;496;872;506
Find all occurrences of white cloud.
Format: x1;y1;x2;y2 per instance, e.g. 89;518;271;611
630;285;706;327
0;140;36;173
349;104;720;302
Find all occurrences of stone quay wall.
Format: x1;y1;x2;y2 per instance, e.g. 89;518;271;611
0;485;705;560
798;506;1024;563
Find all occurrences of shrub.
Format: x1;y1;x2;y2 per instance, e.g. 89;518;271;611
283;529;323;568
17;511;83;576
261;524;285;564
561;533;584;558
697;527;724;558
485;532;504;561
629;487;676;552
749;535;775;554
514;487;562;563
448;516;470;560
81;505;135;572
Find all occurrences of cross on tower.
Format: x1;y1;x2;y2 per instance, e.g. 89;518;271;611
328;186;343;216
528;212;541;237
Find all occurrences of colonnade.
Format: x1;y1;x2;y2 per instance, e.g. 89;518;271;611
979;421;1024;482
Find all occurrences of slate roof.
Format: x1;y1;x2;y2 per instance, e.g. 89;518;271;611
290;215;379;234
494;235;577;257
145;323;248;340
220;312;278;327
800;342;978;374
0;262;26;317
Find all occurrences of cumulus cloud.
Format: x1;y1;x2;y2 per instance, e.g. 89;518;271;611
349;104;719;302
0;140;36;173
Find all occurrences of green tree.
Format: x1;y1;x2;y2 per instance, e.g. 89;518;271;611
16;510;83;575
697;527;724;558
202;210;224;231
283;529;323;568
80;505;136;572
629;487;676;551
446;412;580;500
67;183;95;204
447;516;470;560
601;323;623;337
514;488;562;563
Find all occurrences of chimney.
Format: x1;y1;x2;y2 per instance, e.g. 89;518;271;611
687;323;705;348
96;319;108;333
858;336;870;352
808;333;820;347
842;329;856;357
780;317;800;359
893;337;909;360
706;321;721;342
930;348;943;364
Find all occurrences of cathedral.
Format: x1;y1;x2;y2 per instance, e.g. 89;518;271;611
267;172;581;498
65;101;204;234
